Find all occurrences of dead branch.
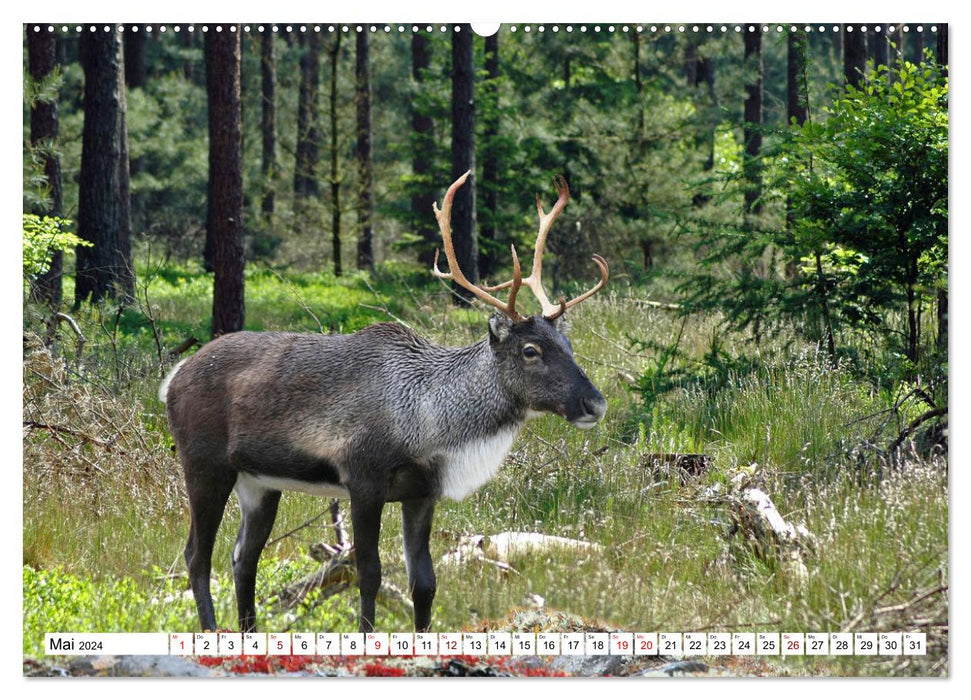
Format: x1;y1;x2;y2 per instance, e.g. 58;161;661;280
166;336;200;359
624;298;683;311
890;407;947;455
45;312;86;366
274;550;356;610
23;420;118;452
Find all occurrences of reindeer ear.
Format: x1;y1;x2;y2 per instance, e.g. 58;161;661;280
551;313;571;335
488;313;514;344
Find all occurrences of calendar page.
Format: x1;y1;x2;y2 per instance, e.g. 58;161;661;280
20;4;949;682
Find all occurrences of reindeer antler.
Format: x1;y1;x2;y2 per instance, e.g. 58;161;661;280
433;171;526;321
433;173;608;322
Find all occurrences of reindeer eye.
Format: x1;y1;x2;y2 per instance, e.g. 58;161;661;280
522;344;541;359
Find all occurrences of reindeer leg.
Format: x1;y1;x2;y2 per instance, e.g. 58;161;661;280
350;495;385;632
401;497;437;632
183;465;236;632
232;475;282;632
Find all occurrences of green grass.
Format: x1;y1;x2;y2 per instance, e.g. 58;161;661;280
23;263;948;675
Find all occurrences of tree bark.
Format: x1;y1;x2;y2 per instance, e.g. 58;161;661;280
355;31;374;271
695;42;717;179
843;24;867;88
328;34;343;277
479;32;499;279
743;26;763;216
450;24;478;302
295;32;322;200
123;25;147;89
787;31;809;127
869;25;890;77
633;31;646;145
937;24;948;355
786;31;810;242
28;27;63;307
411;32;436;268
260;29;276;225
912;27;924;64
206;25;245;337
937;24;948;78
116;56;134;301
75;25;131;307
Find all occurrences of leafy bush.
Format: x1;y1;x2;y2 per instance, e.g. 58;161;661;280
22;213;89;281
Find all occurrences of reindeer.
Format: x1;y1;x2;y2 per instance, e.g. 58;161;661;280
161;171;608;633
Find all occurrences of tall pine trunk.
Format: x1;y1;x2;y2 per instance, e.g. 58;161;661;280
116;59;134;301
411;33;436;268
206;25;245;337
870;25;890;78
294;32;322;200
912;27;924;64
450;25;477;302
787;32;809;126
123;24;147;89
843;24;867;87
355;31;374;271
75;25;131;307
328;34;343;277
937;24;948;356
479;32;499;279
28;28;63;307
742;26;763;216
260;30;276;224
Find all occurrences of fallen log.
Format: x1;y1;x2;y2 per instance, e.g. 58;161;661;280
271;546;413;618
725;487;815;586
440;531;602;567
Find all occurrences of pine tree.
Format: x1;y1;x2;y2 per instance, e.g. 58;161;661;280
75;25;132;307
206;25;245;337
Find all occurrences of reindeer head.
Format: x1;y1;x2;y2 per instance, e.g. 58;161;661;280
433;171;609;428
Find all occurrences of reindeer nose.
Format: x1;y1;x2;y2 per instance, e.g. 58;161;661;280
572;392;607;430
583;394;608;421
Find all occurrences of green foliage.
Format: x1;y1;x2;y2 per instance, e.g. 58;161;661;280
788;59;947;360
678;54;947;384
22;214;89;280
126;74;209;254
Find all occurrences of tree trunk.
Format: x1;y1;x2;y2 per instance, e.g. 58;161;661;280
912;27;924;64
206;25;245;337
743;27;763;216
116;57;134;301
355;31;374;271
411;32;436;268
785;31;810;242
787;32;809;127
260;29;276;224
479;32;499;279
328;34;343;277
633;31;646;149
843;24;867;88
937;24;948;77
695;42;717;192
294;32;322;200
75;25;131;307
869;25;890;77
28;28;64;307
123;25;147;89
684;39;697;86
937;24;948;355
450;24;478;302
181;24;198;83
